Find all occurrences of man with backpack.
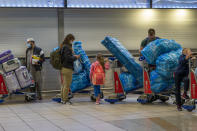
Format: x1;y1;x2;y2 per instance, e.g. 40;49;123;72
26;38;45;100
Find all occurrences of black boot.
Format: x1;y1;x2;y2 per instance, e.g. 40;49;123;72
182;92;189;99
177;105;182;111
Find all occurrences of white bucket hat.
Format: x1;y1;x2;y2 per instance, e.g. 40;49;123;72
26;38;35;42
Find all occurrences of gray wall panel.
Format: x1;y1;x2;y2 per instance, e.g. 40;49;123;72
0;8;58;57
64;9;197;50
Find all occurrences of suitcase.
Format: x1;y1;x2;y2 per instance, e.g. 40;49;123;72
15;66;32;88
0;72;8;95
0;50;14;64
4;71;21;93
2;58;21;73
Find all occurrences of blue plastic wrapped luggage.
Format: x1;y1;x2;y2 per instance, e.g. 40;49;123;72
156;49;182;78
52;46;59;51
141;39;182;65
70;41;91;93
101;36;143;88
73;59;83;74
195;68;197;77
73;41;91;73
119;72;137;93
70;71;91;93
150;71;174;93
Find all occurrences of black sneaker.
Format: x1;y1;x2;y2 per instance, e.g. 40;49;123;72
182;93;189;99
177;106;182;111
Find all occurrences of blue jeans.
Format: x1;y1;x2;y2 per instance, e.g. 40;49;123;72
94;85;101;97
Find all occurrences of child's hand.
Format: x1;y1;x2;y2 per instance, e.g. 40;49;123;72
187;49;192;56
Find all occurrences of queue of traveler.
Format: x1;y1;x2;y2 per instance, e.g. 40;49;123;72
140;28;196;111
25;29;196;109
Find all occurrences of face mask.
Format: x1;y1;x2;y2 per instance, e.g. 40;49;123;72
69;41;73;44
27;43;31;48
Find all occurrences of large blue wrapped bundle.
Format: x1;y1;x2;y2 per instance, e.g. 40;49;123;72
156;49;182;78
70;71;91;93
119;72;138;93
150;71;174;93
73;41;91;73
70;41;91;92
101;36;143;88
141;39;182;65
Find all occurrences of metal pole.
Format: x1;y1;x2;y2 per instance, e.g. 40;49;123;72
150;0;152;8
57;8;64;46
64;0;67;8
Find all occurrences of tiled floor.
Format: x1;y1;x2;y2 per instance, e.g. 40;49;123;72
0;94;197;131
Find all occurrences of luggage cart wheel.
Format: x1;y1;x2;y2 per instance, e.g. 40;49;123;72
25;93;36;102
25;95;32;102
187;109;194;112
90;95;96;102
118;94;126;101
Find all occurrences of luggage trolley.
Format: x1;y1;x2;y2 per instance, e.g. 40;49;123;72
137;60;172;104
0;71;36;103
0;74;36;103
104;58;129;104
0;66;36;103
182;58;197;112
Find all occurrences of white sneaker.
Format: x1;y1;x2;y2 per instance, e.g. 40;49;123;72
61;101;66;104
66;100;72;105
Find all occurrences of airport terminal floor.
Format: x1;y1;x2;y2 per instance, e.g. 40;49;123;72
0;94;197;131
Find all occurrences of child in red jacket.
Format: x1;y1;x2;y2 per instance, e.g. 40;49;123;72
90;53;105;105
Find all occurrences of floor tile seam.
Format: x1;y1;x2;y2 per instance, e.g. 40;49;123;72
25;105;66;131
40;103;97;131
0;123;5;131
72;106;126;131
7;106;35;131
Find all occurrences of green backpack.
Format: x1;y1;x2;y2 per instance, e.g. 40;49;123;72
50;47;62;70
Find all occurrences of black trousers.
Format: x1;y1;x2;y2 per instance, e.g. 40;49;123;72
175;73;189;106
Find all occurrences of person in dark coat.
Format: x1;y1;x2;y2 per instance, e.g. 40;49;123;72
60;34;80;104
175;48;192;111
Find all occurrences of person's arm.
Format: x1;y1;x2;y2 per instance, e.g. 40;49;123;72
139;39;146;53
179;52;192;66
63;46;78;62
179;55;188;65
89;63;95;81
39;50;45;63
